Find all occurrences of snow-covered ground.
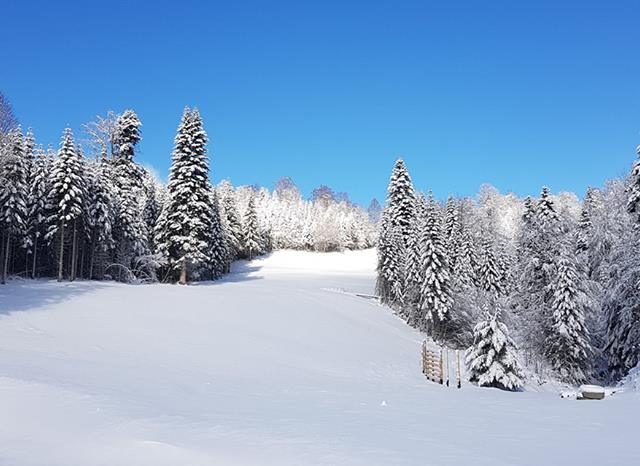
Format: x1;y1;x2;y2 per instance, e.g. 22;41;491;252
0;249;637;466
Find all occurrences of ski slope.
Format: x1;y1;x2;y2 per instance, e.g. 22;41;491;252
0;249;637;466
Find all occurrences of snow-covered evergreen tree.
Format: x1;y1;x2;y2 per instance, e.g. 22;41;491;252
0;128;28;283
110;110;147;273
545;253;592;384
86;160;115;279
466;308;523;391
418;195;453;338
242;193;262;260
478;237;502;296
45;128;87;281
626;144;640;222
24;146;51;278
376;159;416;304
209;190;230;278
155;108;216;284
218;181;244;261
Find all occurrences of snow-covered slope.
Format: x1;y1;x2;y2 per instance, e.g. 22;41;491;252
0;249;637;466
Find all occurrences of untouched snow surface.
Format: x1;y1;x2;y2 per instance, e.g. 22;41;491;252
0;249;637;466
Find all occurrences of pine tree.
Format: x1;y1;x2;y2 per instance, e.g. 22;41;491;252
545;254;592;384
0;128;28;283
86;160;115;279
376;159;416;304
466;308;523;391
155;108;216;284
24;146;51;278
626;145;640;222
478;237;502;296
110;110;147;273
209;190;230;278
604;146;640;378
418;195;453;338
243;194;262;260
522;196;535;225
219;183;244;261
452;224;477;289
45;128;87;281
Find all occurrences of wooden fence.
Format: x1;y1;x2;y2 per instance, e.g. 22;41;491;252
421;340;462;388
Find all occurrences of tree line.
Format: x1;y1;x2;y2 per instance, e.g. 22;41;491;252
376;154;640;390
0;95;375;285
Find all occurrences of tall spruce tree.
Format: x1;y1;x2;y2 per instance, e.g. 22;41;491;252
376;159;416;304
110;110;147;273
243;194;262;260
45;128;86;281
24;146;51;278
545;254;592;384
0;128;28;283
155;108;216;284
418;195;453;338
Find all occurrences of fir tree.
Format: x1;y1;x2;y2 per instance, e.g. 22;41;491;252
478;237;502;296
45;128;87;281
24;146;51;278
418;195;453;337
209;190;230;278
110;110;147;272
626;144;640;222
219;183;244;261
155;108;215;284
466;308;523;391
243;194;262;260
545;254;592;384
0;128;28;283
376;159;416;304
86;160;115;279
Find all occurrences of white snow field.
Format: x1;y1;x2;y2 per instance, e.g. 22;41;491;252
0;249;637;466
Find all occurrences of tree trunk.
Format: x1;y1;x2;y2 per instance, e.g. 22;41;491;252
79;240;85;280
2;232;10;285
89;239;95;280
58;221;65;281
70;220;78;281
31;233;38;279
179;262;187;285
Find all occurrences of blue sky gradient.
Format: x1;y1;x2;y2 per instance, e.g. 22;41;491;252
2;0;639;205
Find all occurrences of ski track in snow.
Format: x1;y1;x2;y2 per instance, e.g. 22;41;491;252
0;249;637;466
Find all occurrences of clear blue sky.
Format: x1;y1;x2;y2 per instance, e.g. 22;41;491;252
2;0;639;205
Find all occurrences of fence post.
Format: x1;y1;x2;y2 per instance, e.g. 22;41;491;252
445;347;450;387
456;349;461;389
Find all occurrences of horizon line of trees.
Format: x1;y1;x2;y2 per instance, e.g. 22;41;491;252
376;152;640;390
0;94;376;285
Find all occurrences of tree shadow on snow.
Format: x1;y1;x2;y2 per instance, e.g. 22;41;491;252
0;279;112;316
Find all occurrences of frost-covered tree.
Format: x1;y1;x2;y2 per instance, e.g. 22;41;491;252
218;180;243;261
242;193;262;260
0;128;28;283
155;108;216;284
209;190;230;278
45;128;87;281
110;110;147;273
627;144;640;222
478;237;502;296
466;309;523;391
367;198;382;224
418;195;453;338
24;146;51;278
545;254;592;384
603;145;640;378
376;159;416;304
86;160;115;279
